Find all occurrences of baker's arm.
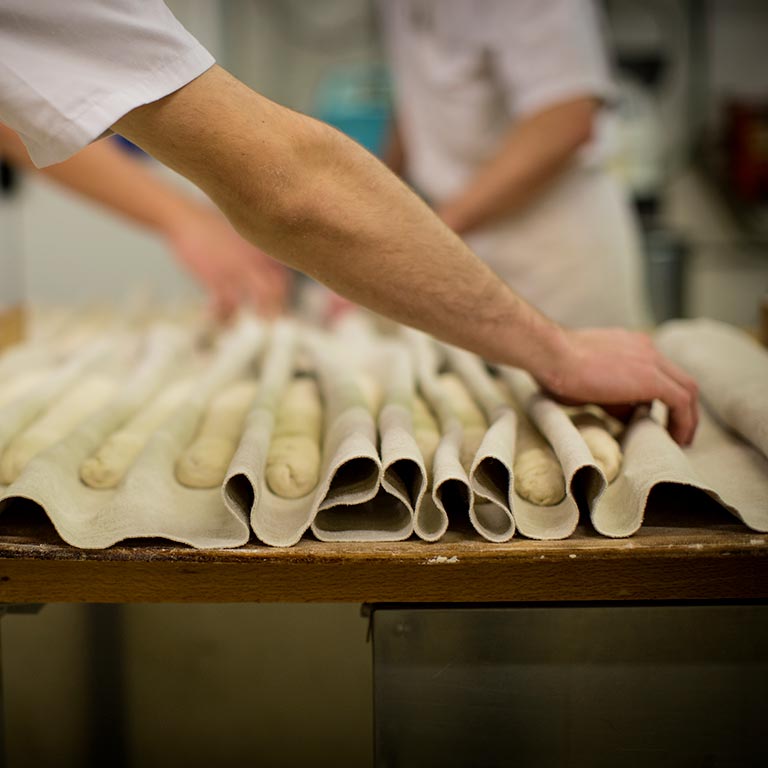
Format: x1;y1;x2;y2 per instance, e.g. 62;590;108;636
436;97;597;234
0;123;288;318
113;66;697;444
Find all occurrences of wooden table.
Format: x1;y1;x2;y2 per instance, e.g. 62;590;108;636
1;491;766;768
1;486;766;604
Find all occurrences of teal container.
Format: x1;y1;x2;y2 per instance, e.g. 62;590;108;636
313;64;392;157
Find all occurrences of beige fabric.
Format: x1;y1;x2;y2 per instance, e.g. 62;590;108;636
0;324;254;549
590;320;768;536
224;322;314;548
375;341;426;540
436;373;488;472
0;335;125;486
442;345;517;542
226;325;401;546
592;401;768;536
308;334;388;541
412;394;440;472
500;368;605;540
0;373;119;484
656;319;768;460
320;316;419;538
3;311;766;549
330;320;423;538
406;331;468;540
80;376;193;489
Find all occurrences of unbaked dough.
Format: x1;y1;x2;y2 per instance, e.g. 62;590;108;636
80;378;191;489
0;374;117;484
175;380;259;489
413;393;440;472
265;377;323;498
357;372;382;415
571;410;623;483
264;435;321;499
437;373;487;472
0;369;50;409
510;399;566;506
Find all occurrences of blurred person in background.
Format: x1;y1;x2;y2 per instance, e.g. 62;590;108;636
0;123;290;320
380;0;651;328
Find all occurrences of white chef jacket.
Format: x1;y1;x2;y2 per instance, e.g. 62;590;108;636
380;0;650;328
0;0;214;168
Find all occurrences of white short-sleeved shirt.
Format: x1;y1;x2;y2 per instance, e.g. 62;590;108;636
0;0;214;167
379;0;615;204
380;0;650;328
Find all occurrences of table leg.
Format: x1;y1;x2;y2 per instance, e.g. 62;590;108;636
85;604;129;768
0;605;45;768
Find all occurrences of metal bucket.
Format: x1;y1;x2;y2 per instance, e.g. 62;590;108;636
643;228;689;323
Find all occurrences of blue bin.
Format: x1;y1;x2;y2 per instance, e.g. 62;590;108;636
313;65;392;157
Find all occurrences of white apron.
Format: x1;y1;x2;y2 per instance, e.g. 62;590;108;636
463;165;651;328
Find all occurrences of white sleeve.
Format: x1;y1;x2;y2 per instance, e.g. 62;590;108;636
0;0;215;167
491;0;615;118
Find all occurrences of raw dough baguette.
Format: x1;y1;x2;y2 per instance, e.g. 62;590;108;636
176;380;259;489
571;410;623;483
413;394;440;473
437;373;487;472
0;369;50;409
265;377;323;499
54;314;112;358
510;399;566;506
0;374;118;484
80;378;192;489
357;372;382;415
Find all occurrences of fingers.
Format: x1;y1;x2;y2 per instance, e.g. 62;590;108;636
652;366;697;446
554;327;699;447
629;337;698;445
244;266;287;318
208;285;238;323
656;353;699;442
595;331;699;445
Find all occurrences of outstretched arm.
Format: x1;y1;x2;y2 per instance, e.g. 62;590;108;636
113;66;697;444
0;123;288;318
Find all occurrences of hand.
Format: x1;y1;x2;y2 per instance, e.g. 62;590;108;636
326;291;356;321
538;327;699;446
165;205;291;320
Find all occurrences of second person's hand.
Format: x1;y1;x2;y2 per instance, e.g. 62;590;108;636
166;204;291;321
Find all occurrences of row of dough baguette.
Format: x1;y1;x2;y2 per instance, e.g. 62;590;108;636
4;381;617;506
80;371;327;497
0;333;137;485
83;370;342;497
422;368;622;506
0;316;307;493
0;326;621;504
1;374;119;485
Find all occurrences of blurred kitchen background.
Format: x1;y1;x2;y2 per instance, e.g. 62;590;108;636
3;0;767;326
1;1;767;767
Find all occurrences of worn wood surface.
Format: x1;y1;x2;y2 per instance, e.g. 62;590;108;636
1;489;766;603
